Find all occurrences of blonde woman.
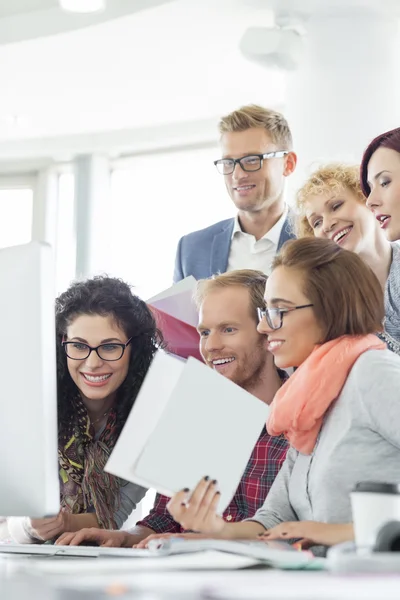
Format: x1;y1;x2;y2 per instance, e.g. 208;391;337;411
295;163;400;350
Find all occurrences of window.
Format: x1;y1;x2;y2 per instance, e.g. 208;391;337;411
109;147;233;526
0;188;33;250
55;173;76;294
110;146;234;299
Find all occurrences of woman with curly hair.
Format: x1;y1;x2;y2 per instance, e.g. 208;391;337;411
294;163;400;352
3;276;162;544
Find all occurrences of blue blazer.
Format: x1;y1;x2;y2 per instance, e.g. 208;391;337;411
173;215;295;283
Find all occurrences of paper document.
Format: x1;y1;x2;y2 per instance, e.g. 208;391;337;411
147;277;200;360
149;304;202;361
147;276;198;327
106;351;269;512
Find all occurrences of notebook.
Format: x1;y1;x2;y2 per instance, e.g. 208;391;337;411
105;351;269;512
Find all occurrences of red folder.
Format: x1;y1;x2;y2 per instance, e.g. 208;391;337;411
148;305;203;362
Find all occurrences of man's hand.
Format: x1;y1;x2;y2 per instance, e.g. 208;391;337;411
166;477;225;536
55;527;135;548
259;521;354;548
30;512;71;542
135;531;210;549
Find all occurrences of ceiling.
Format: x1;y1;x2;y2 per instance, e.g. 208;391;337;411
0;0;56;18
0;0;398;157
243;0;400;15
0;0;285;150
0;0;176;44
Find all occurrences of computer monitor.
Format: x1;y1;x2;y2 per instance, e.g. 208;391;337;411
0;241;59;516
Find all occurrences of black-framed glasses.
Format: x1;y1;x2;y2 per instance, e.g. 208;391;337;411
257;305;314;331
214;151;289;175
62;338;132;361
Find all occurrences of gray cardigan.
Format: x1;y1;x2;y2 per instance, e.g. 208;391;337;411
249;349;400;532
384;242;400;345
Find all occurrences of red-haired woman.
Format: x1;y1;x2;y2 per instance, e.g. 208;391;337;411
360;127;400;242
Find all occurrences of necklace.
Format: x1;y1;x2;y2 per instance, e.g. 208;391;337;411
379;330;400;356
90;408;111;426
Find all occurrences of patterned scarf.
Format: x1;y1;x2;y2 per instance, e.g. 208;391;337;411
267;334;386;454
58;396;123;529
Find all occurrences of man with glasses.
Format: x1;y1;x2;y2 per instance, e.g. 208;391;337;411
173;104;297;282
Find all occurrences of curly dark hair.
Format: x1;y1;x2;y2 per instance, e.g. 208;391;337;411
55;275;163;434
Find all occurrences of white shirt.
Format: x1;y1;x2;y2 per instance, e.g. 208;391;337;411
226;207;288;275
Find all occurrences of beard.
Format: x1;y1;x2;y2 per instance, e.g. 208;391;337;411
229;343;268;391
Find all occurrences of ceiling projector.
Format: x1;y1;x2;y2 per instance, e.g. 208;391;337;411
239;26;304;70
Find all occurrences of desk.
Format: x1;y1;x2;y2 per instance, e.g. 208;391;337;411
2;555;400;600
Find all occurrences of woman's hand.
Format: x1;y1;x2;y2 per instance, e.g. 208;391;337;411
259;521;354;548
167;477;225;536
30;511;72;542
56;528;134;548
135;531;211;549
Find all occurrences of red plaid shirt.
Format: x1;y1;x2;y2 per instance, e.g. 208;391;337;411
136;427;288;533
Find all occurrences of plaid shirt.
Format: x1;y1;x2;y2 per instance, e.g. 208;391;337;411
136;427;288;534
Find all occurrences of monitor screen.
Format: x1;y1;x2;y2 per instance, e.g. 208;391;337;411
0;242;59;517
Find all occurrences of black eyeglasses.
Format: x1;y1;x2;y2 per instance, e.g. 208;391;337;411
62;338;132;361
257;305;314;330
214;151;289;175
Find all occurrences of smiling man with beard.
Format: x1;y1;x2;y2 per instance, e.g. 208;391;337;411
57;269;288;548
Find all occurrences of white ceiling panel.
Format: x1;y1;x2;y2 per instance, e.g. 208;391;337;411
0;0;283;146
0;1;57;19
0;0;176;44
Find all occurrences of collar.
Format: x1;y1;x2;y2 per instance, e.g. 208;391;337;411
232;206;288;244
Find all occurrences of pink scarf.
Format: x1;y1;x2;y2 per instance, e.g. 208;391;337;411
267;335;386;454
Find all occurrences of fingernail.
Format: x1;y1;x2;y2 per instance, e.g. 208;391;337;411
181;502;186;507
212;479;217;485
204;476;210;481
215;491;220;495
182;488;189;492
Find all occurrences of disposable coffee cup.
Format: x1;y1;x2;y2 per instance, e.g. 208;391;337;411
351;482;400;551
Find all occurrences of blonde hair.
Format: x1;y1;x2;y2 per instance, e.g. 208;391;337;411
295;163;366;238
218;104;293;149
194;269;267;321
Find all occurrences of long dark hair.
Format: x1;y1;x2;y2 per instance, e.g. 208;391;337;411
55;276;163;435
